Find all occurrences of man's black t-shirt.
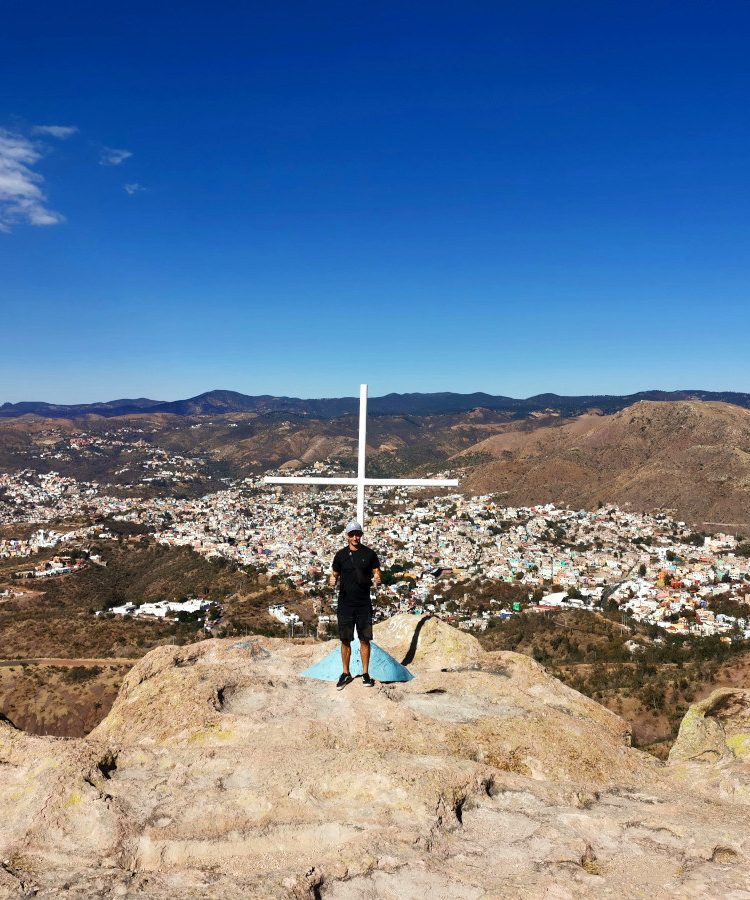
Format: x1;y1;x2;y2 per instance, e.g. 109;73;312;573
332;545;381;605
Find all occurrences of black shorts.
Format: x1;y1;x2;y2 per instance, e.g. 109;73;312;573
337;602;373;642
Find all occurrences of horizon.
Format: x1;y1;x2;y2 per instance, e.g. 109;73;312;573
3;384;749;409
3;2;750;401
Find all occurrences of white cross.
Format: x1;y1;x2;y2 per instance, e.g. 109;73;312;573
264;384;459;526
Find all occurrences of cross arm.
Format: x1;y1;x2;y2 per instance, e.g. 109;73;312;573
264;476;458;487
363;478;459;487
264;476;358;485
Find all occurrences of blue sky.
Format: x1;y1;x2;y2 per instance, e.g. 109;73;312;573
1;1;749;403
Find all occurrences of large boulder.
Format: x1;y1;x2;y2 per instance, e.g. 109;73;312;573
669;688;750;764
373;613;484;671
667;689;750;808
1;617;749;897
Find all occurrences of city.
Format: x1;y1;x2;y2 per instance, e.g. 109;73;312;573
2;462;748;640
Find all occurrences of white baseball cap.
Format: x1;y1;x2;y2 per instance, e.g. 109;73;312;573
345;520;364;534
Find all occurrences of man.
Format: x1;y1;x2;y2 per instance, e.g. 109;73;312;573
329;520;382;689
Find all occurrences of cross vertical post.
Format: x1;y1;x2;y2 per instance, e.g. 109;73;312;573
264;383;459;528
356;384;367;525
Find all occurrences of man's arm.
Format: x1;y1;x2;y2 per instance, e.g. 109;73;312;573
329;552;341;587
372;551;382;587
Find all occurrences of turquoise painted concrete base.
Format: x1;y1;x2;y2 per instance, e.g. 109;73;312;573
301;639;414;682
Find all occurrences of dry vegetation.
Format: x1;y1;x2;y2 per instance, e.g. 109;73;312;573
478;606;750;754
462;401;750;527
1;543;240;658
0;662;130;737
0;541;302;736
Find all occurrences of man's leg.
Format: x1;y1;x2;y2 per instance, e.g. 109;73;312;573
337;604;354;677
357;605;374;677
360;639;371;675
340;640;351;674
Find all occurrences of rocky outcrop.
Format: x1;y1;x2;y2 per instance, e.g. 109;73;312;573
669;688;750;764
665;688;750;809
373;613;485;671
1;615;749;897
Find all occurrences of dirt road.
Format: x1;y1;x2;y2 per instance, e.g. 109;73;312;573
0;657;136;667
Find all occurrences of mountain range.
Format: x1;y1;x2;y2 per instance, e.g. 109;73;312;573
1;391;750;528
2;387;750;419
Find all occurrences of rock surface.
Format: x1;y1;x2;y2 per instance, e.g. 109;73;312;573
669;688;750;764
1;615;749;898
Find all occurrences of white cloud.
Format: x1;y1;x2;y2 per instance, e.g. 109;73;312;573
32;125;78;139
124;182;144;195
0;129;65;232
100;146;132;166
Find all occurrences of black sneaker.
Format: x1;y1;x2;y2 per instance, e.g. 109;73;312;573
336;673;353;690
362;673;375;687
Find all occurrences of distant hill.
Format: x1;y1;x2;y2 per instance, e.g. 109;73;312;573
2;391;750;527
460;400;750;528
2;388;750;419
0;397;164;418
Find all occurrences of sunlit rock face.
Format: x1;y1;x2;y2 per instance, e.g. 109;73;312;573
669;688;750;764
1;615;750;898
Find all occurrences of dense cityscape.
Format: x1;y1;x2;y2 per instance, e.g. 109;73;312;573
2;461;749;640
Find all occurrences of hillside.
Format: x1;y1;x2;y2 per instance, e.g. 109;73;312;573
3;388;750;420
2;398;750;525
0;407;515;483
477;606;750;753
1;615;749;897
460;400;750;527
0;544;250;660
0;544;298;737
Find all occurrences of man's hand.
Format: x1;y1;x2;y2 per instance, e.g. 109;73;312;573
328;573;338;588
373;568;382;587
